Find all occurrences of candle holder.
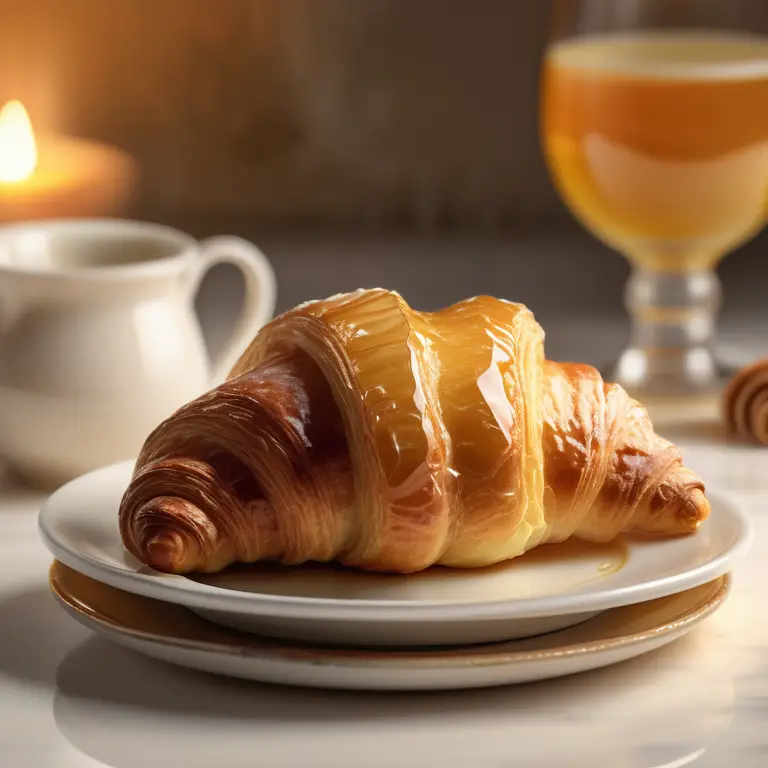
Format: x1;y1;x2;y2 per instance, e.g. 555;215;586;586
0;101;137;223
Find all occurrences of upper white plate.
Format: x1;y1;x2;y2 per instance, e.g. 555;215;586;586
39;461;753;647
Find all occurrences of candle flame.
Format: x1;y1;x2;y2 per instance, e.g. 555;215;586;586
0;100;37;183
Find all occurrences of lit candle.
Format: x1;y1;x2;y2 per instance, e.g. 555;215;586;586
0;100;137;223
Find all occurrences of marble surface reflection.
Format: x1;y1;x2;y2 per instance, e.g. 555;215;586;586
51;625;734;768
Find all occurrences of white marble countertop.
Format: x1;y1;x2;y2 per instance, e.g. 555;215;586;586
0;416;766;767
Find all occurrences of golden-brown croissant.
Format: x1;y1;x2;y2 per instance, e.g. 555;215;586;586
119;289;710;575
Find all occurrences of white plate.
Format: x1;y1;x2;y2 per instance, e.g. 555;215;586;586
50;561;730;691
39;461;752;647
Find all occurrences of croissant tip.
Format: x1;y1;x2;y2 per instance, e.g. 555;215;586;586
668;486;710;535
689;487;711;526
144;532;187;573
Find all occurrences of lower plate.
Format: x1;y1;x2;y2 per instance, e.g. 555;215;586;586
50;561;730;691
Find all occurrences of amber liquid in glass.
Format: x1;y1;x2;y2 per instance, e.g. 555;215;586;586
543;32;768;270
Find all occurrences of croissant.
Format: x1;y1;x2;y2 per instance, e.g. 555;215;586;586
723;358;768;445
119;289;710;575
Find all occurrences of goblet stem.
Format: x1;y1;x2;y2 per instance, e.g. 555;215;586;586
613;264;722;398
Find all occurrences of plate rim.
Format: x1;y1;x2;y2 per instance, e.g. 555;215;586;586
49;560;730;669
39;460;754;622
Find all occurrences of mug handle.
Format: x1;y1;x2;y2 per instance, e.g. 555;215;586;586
191;236;277;383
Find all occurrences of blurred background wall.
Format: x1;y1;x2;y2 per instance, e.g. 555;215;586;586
0;0;561;232
0;0;764;349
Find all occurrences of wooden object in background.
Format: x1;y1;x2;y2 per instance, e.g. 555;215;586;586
723;359;768;445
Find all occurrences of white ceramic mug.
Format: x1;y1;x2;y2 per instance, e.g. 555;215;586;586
0;218;277;488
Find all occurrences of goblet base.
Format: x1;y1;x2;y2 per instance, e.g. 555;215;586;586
613;346;723;400
610;347;726;428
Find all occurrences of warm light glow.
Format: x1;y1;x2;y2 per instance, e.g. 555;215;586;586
0;100;37;183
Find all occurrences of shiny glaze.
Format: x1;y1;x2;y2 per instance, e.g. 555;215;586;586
120;289;709;575
190;536;628;601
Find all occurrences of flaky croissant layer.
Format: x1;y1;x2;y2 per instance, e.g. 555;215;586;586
119;289;710;574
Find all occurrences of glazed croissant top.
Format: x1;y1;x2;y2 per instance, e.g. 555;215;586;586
119;289;710;574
